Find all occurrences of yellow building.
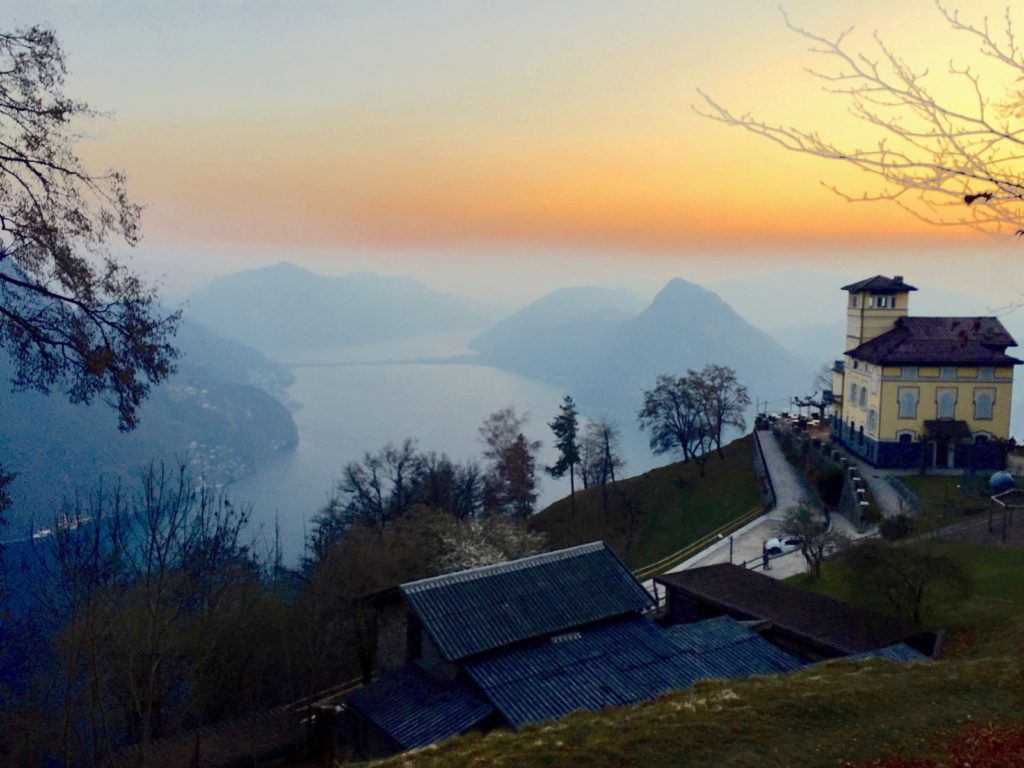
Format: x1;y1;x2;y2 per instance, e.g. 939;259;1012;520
830;275;1020;469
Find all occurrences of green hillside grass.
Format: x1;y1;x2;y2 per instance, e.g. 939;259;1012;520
367;656;1024;768
790;540;1024;658
529;435;761;568
897;474;1000;533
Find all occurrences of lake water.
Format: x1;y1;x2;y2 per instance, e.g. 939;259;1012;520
229;354;584;562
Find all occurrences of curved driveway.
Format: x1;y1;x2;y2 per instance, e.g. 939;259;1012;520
664;430;828;580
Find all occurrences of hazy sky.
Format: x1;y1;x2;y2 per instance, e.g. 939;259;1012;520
7;1;1021;305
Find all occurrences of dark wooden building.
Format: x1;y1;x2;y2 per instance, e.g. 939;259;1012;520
655;563;939;662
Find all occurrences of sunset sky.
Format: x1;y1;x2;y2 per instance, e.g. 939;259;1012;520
8;0;1022;304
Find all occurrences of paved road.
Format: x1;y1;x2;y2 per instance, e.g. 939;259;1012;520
662;430;826;581
757;429;820;514
652;430;884;587
838;451;905;518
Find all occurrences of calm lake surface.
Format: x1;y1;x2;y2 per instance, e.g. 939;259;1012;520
231;356;575;562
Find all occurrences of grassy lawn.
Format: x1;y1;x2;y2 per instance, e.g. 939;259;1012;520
368;657;1024;768
791;540;1024;658
529;435;761;569
897;474;1000;532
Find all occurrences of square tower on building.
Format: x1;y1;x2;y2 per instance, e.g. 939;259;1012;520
831;275;1020;469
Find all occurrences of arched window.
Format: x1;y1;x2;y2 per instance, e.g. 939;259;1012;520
974;388;995;420
897;431;914;445
859;386;867;408
867;409;877;433
936;388;957;419
850;382;857;404
898;388;918;419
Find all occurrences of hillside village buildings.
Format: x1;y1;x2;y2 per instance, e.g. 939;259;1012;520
830;275;1021;469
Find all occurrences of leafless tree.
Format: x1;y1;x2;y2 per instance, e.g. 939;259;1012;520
26;464;265;765
479;407;541;518
697;4;1024;238
776;506;848;580
580;418;625;490
693;364;750;458
639;366;747;477
842;539;972;622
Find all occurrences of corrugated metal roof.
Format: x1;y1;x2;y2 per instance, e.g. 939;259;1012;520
843;643;930;663
401;542;653;661
664;616;804;678
346;666;494;750
464;616;802;729
463;616;701;728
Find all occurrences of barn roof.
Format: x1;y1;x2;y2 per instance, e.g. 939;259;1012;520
400;542;653;662
464;615;802;729
846;316;1020;367
655;564;916;656
463;616;704;728
842;643;931;663
345;666;494;750
664;615;803;677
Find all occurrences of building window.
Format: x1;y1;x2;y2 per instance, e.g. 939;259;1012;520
974;388;995;420
980;366;995;381
867;408;877;433
897;431;915;444
898;387;919;419
859;425;864;444
859;386;867;408
851;294;859;308
936;388;957;419
871;371;879;394
940;366;956;380
850;382;857;404
901;366;918;379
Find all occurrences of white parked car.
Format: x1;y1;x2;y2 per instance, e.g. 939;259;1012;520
764;536;803;556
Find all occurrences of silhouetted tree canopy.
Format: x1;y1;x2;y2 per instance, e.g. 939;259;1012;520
0;26;178;431
546;395;580;506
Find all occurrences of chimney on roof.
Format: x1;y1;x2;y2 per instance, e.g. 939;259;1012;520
894;275;903;284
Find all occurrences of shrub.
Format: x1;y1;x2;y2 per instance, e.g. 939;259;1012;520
879;513;914;540
861;504;883;525
816;467;845;508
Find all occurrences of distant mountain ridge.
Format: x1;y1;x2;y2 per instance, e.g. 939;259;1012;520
469;277;816;425
469;287;646;384
186;262;491;359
